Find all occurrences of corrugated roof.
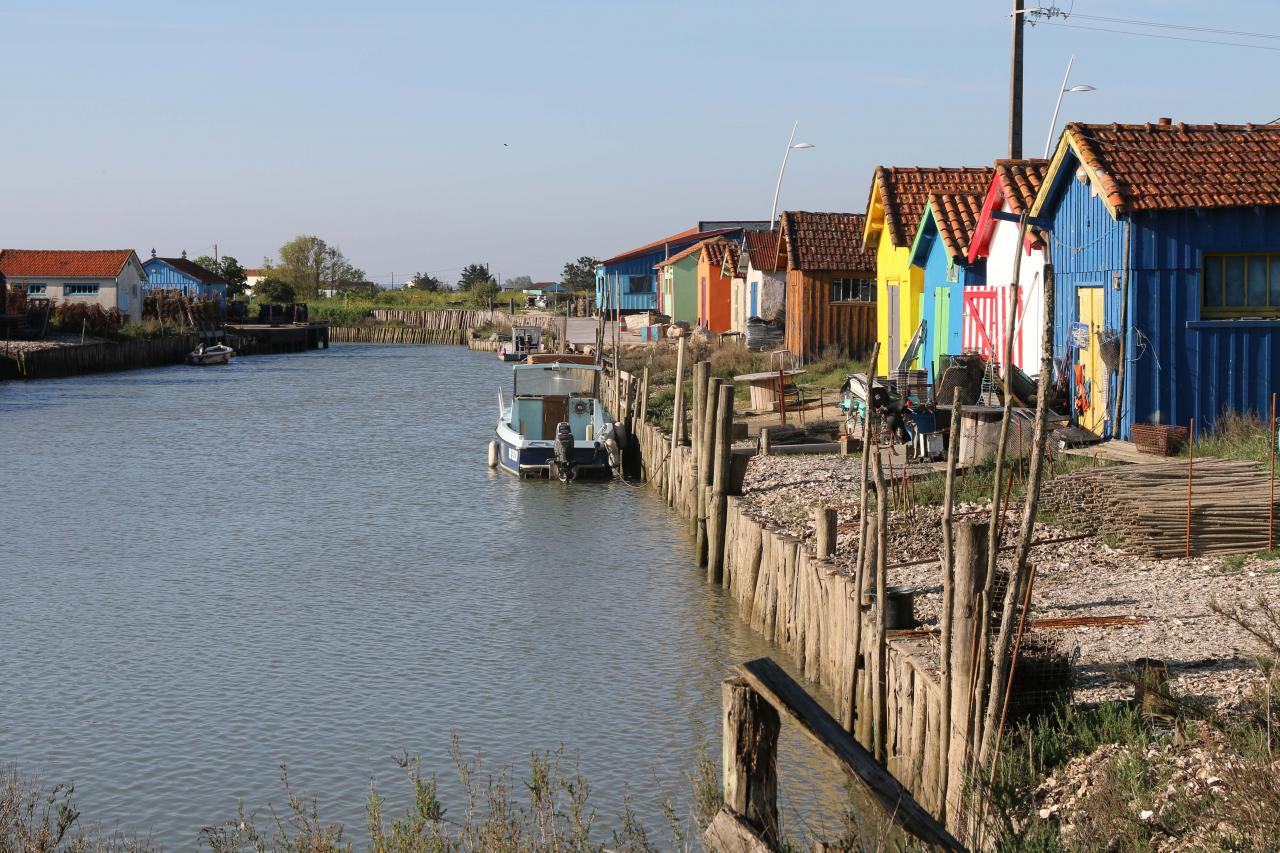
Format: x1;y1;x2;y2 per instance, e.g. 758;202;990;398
0;249;135;278
153;256;228;285
1050;121;1280;214
598;226;737;267
780;211;876;272
868;167;994;247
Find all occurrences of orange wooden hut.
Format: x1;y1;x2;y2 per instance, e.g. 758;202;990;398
780;211;877;360
695;239;738;334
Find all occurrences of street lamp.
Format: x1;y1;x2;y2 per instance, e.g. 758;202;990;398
769;121;815;224
1043;54;1096;158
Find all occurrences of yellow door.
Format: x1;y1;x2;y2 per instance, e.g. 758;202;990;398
1076;287;1107;434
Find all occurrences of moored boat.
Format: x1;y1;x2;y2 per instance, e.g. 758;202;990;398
186;343;235;366
492;355;618;480
497;324;543;362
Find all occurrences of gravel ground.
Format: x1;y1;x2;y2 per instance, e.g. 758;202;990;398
737;453;1279;712
0;334;110;354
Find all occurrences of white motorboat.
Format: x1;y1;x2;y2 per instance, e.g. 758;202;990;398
187;343;234;366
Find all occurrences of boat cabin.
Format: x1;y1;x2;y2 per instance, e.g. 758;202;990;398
506;362;604;441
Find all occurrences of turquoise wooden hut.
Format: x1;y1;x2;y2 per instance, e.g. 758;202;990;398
909;192;987;383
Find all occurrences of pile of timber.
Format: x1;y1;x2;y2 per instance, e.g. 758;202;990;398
1040;458;1279;558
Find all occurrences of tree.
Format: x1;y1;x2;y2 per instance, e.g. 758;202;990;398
561;256;598;292
256;277;296;303
458;263;496;292
408;272;443;292
192;255;249;298
276;235;330;299
503;275;533;291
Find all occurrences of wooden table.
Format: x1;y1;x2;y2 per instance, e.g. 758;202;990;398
733;369;805;413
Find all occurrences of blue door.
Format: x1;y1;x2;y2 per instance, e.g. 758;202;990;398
749;282;758;318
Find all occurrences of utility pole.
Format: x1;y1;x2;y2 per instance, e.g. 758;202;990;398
1009;0;1025;159
214;243;219;265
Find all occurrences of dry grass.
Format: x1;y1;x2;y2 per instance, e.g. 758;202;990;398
1184;409;1276;465
0;767;157;852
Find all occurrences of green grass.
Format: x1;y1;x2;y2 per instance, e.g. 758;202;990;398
1180;410;1276;465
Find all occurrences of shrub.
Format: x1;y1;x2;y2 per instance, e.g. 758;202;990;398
256;277;296;304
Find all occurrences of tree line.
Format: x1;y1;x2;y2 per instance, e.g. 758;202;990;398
191;237;599;303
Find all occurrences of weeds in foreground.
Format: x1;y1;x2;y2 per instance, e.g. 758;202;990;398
1;767;156;852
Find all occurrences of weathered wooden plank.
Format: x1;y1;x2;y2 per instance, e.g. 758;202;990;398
704;807;779;853
737;658;966;852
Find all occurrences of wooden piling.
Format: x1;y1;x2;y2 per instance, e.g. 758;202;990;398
693;361;710;469
708;383;736;584
815;506;837;561
698;377;723;567
871;452;889;763
945;520;988;832
668;335;688;504
760;427;771;456
719;677;781;846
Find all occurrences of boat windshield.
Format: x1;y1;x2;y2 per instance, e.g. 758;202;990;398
514;366;597;397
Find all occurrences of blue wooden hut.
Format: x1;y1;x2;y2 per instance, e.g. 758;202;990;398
1032;120;1280;438
908;192;987;383
142;251;228;305
594;222;770;314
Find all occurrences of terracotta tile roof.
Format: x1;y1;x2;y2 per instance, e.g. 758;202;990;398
245;268;268;277
1056;121;1280;213
869;167;994;247
154;256;228;285
994;158;1049;214
744;229;783;272
702;240;738;267
780;211;876;272
0;249;135;278
927;193;986;261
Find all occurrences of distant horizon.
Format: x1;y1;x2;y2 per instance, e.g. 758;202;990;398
4;0;1279;283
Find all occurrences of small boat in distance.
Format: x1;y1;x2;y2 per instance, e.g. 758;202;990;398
498;324;542;362
186;342;235;366
492;354;618;481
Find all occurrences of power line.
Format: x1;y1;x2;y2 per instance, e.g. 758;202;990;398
1059;11;1280;42
1039;20;1280;53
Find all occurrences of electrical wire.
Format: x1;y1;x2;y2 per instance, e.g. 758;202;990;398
1039;20;1280;53
1057;11;1280;42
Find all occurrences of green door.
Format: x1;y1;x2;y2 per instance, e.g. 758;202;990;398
933;286;950;380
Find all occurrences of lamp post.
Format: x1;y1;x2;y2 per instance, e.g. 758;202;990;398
769;121;814;224
1043;54;1095;158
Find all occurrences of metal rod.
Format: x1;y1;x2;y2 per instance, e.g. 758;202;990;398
769;120;799;225
1042;54;1074;159
1272;393;1277;551
1186;418;1195;558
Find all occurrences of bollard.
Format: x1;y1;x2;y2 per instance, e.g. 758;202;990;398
760;427;771;456
839;434;850;456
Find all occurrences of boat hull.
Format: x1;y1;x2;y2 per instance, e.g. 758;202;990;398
494;432;613;479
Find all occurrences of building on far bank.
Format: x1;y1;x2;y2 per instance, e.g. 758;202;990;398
244;267;268;297
780;211;877;361
0;249;147;322
142;251;228;305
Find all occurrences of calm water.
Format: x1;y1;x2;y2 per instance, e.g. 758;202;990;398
0;344;847;847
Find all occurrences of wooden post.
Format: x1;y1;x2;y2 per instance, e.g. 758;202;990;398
693;361;710;469
815;506;837;561
854;343;881;600
668;335;688;504
720;678;781;846
708;383;736;584
871;452;889;763
697;377;723;567
944;520;989;831
759;427;771;456
937;392;963;808
1272;392;1276;551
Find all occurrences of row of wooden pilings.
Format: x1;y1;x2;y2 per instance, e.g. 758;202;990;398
329;325;467;345
601;341;984;851
368;308;555;330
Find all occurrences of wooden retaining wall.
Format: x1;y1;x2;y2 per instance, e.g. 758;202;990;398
466;338;502;352
368;309;555;330
329;325;466;345
615;369;952;828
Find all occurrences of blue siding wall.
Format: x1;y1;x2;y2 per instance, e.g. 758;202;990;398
1047;155;1280;437
917;226;984;383
1047;169;1128;435
1129;206;1280;433
142;259;227;304
595;253;661;312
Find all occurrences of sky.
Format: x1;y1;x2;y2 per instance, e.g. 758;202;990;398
3;0;1280;285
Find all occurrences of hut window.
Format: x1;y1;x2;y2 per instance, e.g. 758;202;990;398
64;284;100;296
626;275;653;294
25;283;47;294
830;278;875;303
1203;253;1280;316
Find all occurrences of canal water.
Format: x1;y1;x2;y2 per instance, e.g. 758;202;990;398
0;344;849;847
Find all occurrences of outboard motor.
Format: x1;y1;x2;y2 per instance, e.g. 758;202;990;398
551;421;576;482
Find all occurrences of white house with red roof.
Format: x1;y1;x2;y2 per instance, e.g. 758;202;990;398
0;249;147;322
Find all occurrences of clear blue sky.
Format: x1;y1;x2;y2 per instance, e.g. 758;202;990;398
3;0;1279;285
